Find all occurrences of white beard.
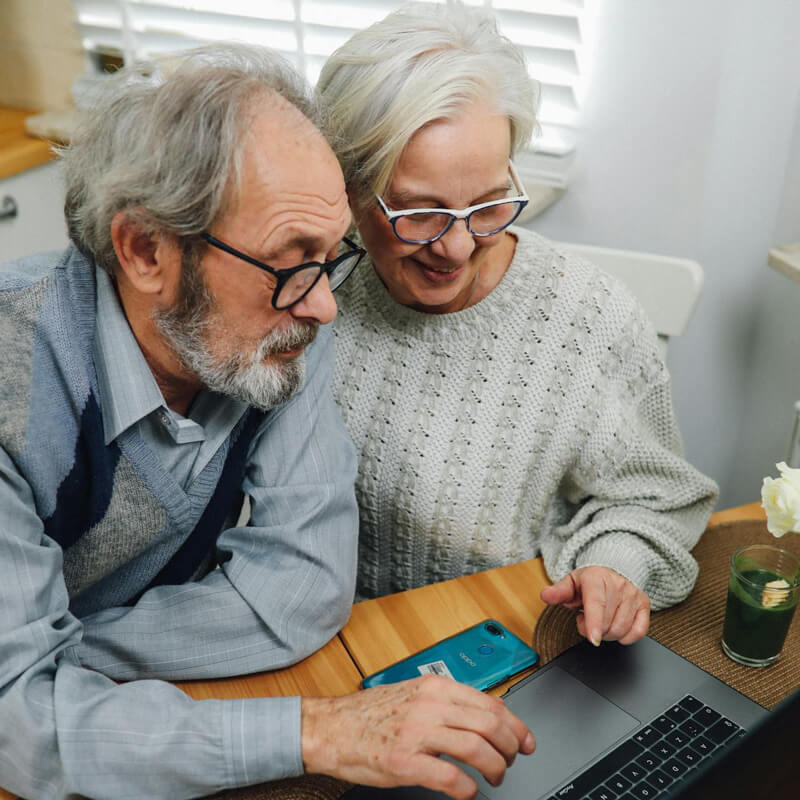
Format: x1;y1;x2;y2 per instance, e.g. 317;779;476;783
153;261;317;410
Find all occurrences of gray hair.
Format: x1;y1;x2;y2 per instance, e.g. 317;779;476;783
316;2;539;201
61;43;323;274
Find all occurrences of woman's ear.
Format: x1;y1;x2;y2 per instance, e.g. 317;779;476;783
346;185;366;226
110;210;179;295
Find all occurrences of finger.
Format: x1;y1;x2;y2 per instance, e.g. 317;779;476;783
605;589;638;642
618;603;651;645
540;573;578;606
405;754;478;800
425;728;509;788
444;684;534;756
575;611;586;639
577;574;615;646
438;703;525;765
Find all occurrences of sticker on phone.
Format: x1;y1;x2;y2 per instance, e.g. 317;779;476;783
417;660;455;679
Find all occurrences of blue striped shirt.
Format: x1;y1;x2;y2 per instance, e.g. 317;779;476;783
0;253;359;799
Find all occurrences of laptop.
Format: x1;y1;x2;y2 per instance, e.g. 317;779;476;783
342;635;788;799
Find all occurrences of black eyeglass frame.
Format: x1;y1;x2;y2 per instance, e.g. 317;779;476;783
200;232;365;310
376;160;530;245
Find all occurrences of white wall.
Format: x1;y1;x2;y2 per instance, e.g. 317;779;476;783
528;0;800;508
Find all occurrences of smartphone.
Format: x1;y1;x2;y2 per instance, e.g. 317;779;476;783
361;619;539;691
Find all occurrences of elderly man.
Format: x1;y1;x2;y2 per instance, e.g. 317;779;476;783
0;45;533;800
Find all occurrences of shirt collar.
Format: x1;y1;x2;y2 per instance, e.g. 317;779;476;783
93;267;169;445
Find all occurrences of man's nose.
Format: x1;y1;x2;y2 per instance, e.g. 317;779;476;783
290;273;338;325
430;218;476;264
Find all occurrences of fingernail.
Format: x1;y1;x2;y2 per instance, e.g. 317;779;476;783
524;732;536;751
591;635;601;647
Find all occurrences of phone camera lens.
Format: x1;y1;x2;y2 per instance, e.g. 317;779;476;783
485;623;503;637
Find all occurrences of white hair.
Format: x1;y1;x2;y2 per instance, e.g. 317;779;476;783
316;2;539;200
61;43;323;275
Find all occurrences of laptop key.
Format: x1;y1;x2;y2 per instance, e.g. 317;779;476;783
587;789;616;800
606;774;632;793
662;758;688;778
637;752;662;770
633;726;661;748
692;736;715;756
664;704;689;724
554;738;643;798
651;715;675;734
649;769;673;789
663;729;689;749
694;706;721;727
629;781;659;799
651;741;676;759
620;763;646;783
677;718;703;738
705;717;740;745
678;695;703;714
675;746;702;767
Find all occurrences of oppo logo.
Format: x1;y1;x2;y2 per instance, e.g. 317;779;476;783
459;651;477;667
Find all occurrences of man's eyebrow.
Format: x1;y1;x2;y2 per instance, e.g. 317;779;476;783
261;234;329;260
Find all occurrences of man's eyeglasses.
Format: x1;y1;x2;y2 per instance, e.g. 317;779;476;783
376;161;529;245
201;232;365;310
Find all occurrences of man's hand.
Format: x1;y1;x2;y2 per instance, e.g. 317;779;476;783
540;566;650;646
301;675;535;799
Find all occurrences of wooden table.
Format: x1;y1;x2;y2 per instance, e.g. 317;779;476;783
176;634;362;701
341;502;766;695
0;502;764;799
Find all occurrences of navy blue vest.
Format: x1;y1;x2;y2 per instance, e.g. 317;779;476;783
43;393;266;596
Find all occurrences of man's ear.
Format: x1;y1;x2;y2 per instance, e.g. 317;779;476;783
110;210;178;295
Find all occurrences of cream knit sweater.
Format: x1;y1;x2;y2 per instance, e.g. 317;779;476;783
332;227;718;608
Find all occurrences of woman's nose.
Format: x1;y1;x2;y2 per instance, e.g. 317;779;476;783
429;218;476;264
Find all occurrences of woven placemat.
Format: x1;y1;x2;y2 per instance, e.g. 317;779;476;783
533;519;800;710
208;776;351;800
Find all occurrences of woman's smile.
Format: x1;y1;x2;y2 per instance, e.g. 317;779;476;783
412;257;466;284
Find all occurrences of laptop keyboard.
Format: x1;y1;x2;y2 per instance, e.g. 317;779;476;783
548;695;746;799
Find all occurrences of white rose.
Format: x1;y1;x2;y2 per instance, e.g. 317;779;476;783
761;461;800;537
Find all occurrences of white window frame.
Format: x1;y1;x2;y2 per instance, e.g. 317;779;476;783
71;0;593;192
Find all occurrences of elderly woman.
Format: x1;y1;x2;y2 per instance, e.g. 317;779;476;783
318;4;718;646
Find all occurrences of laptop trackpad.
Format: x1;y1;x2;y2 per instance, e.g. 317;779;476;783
474;666;640;798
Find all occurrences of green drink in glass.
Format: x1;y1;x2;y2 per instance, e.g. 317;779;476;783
721;544;800;667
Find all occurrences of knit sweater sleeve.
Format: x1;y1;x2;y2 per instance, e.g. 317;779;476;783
538;290;719;611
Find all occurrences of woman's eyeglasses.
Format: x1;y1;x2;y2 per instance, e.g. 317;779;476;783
376;161;529;245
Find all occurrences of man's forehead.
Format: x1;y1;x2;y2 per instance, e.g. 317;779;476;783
242;108;343;189
245;92;329;159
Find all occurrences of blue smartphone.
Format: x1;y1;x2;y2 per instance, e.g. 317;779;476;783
361;619;539;691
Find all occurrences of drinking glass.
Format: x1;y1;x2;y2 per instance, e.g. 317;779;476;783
721;544;800;667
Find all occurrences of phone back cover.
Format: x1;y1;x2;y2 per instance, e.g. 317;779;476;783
362;620;538;690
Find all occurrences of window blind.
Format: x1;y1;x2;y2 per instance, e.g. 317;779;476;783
72;0;589;186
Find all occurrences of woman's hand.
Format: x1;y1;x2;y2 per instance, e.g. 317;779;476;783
540;566;650;646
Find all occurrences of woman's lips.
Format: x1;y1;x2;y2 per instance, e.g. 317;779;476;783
414;259;465;284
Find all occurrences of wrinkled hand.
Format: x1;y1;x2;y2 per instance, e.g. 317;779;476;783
301;675;535;799
540;566;650;646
